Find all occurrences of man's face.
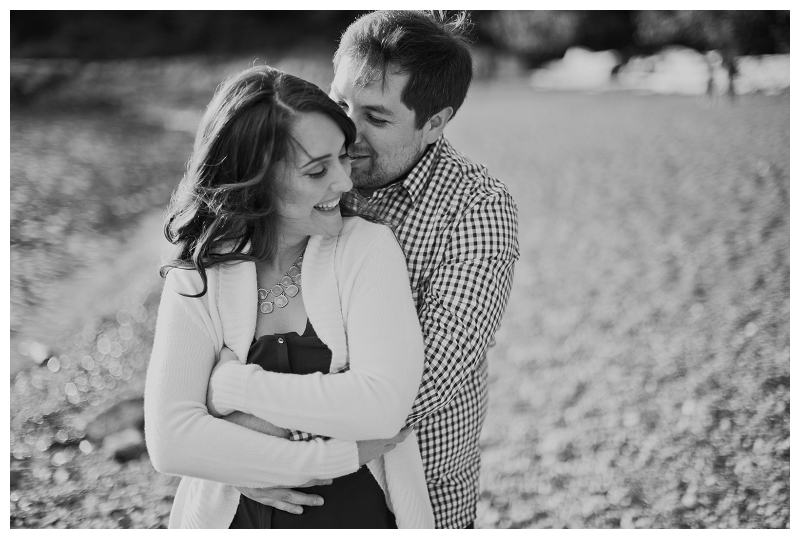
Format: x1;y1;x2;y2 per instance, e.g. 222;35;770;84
330;56;427;189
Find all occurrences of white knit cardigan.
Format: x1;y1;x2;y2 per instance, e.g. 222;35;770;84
144;218;434;528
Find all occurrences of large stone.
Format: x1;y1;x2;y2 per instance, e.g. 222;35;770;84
85;397;144;442
103;428;147;463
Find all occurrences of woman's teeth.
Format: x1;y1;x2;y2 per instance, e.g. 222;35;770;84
314;198;340;211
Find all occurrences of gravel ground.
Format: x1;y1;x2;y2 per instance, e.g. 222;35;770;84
9;60;789;529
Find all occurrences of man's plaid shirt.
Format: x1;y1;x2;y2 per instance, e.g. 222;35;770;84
340;135;519;528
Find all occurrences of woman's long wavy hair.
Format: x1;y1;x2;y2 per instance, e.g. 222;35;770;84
160;65;357;297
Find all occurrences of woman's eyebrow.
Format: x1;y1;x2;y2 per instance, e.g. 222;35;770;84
299;154;333;169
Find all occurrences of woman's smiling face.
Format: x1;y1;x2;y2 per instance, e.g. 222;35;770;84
276;112;354;240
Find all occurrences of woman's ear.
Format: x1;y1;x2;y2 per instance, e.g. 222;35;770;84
422;107;454;145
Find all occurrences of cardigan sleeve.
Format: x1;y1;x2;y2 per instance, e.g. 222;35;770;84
211;228;425;441
144;269;359;487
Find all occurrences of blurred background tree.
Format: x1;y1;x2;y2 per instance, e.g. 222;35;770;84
633;10;790;86
475;10;636;67
10;10;369;59
11;10;789;64
634;10;790;56
475;10;788;67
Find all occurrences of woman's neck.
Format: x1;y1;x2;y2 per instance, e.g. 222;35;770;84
268;235;309;273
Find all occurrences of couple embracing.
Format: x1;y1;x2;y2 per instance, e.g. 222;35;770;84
144;10;519;529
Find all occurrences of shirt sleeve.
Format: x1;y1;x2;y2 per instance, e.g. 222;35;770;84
210;227;426;441
404;190;519;426
143;270;359;488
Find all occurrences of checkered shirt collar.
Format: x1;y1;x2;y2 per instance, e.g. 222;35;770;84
396;135;446;207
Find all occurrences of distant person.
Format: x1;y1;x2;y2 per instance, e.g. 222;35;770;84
144;65;434;528
220;11;521;528
722;50;738;103
705;50;721;108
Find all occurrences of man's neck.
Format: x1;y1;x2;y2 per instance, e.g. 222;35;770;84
357;142;433;198
357;173;407;199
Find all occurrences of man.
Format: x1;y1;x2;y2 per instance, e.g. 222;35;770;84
248;11;519;528
331;11;519;528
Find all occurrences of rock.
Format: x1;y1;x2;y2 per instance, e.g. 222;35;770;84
607;486;628;505
681;399;696;416
53;490;84;508
506;499;536;523
620;512;636;529
761;375;789;393
623;410;640;427
114;443;148;463
733;457;753;476
768;481;785;497
27;341;53;365
103;428;146;463
481;506;501;527
117;514;133;529
581;495;609;517
10;469;25;490
85;397;144;442
53;468;70;485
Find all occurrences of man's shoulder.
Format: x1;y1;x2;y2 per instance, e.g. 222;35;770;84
431;137;514;207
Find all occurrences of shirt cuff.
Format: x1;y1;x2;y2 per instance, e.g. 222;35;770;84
211;361;261;416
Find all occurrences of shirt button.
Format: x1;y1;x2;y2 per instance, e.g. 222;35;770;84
277;338;284;344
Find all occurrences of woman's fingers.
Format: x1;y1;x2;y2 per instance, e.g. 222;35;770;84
235;487;325;514
297;478;334;488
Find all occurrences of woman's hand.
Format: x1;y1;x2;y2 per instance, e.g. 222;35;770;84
206;346;240;417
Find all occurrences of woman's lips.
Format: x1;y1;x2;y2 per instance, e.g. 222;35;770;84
314;198;341;211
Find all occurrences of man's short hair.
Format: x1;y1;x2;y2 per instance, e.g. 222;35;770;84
334;10;473;130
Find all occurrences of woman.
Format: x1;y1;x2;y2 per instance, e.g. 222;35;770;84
144;65;434;528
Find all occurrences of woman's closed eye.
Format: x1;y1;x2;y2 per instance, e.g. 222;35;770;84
307;153;348;179
308;167;328;179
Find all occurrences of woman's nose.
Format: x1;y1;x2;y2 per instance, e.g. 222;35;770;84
333;164;353;193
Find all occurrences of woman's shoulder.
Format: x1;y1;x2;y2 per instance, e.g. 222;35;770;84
339;216;395;246
335;217;405;272
163;265;220;298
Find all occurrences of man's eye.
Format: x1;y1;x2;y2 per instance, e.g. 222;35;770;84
336;101;348;110
367;115;388;126
308;168;327;179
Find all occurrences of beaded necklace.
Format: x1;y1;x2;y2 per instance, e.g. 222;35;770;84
257;253;303;314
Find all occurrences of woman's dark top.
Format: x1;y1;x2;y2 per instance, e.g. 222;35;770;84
228;319;397;529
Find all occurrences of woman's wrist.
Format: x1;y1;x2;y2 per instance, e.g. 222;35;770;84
210;361;260;416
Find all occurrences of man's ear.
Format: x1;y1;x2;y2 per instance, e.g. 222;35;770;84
422;106;454;145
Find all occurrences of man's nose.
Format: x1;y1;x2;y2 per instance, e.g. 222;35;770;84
346;112;364;144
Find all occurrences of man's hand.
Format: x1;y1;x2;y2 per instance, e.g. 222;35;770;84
356;427;413;466
223;411;290;439
236;480;332;515
206;346;240;417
